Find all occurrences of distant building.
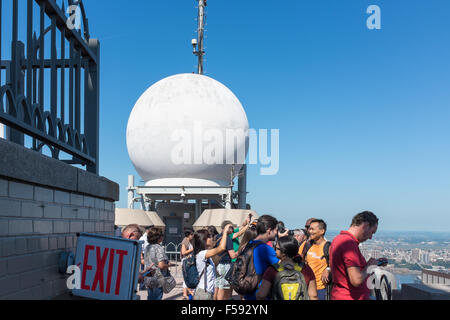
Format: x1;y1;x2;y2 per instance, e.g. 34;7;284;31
412;248;421;263
420;252;430;265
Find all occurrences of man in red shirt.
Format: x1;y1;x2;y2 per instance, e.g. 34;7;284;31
329;211;388;300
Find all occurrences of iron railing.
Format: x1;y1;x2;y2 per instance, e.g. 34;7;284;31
0;0;99;174
165;242;182;275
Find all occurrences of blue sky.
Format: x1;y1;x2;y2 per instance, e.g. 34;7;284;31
3;1;450;232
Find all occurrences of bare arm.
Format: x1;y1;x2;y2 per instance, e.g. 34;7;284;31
232;216;251;240
158;260;169;270
256;279;272;300
308;279;318;300
347;258;380;287
205;224;233;259
232;225;248;240
181;243;194;257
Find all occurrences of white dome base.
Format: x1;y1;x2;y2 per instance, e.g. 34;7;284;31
145;178;226;187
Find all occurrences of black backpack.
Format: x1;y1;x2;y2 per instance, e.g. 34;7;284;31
182;255;209;289
225;241;264;295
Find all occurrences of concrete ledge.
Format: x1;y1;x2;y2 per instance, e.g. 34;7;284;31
0;138;119;201
400;283;450;300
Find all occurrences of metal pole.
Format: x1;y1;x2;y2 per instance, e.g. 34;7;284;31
128;175;135;209
238;165;247;209
195;199;202;220
196;0;206;75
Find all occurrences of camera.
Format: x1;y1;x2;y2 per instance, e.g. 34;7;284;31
277;223;286;234
277;223;295;236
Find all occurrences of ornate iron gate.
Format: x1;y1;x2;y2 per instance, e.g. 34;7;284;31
0;0;99;174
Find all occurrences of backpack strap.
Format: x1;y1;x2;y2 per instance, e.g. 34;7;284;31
301;240;313;259
321;241;331;266
293;263;304;273
197;258;210;290
272;263;283;272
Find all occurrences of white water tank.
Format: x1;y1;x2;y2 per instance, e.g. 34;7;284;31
127;73;249;187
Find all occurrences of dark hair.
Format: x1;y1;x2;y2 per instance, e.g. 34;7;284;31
207;226;218;238
237;224;258;255
147;227;164;244
184;229;194;238
193;229;209;256
277;236;302;263
256;215;278;235
310;219;327;234
351;211;379;228
221;220;234;230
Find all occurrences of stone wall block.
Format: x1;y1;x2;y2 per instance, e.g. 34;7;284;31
48;237;58;250
77;208;89;220
62;206;78;219
43;205;62;219
0;179;8;197
70;193;83;207
0;219;9;236
54;190;70;205
53;221;69;234
0;198;21;217
9;219;33;235
9;182;33;200
33;220;53;234
83;195;95;208
70;221;83;233
34;187;54;203
14;238;27;255
21;202;44;218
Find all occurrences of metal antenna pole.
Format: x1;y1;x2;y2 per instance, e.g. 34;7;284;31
193;0;207;75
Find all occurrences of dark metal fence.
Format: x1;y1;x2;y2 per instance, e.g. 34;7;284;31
0;0;99;174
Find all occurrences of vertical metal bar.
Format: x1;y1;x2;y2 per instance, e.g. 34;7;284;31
69;39;74;127
33;46;37;105
39;1;45;111
7;0;24;145
27;0;33;105
51;15;57;118
12;0;18;43
75;49;81;133
85;39;99;174
60;27;65;124
11;0;18;94
0;0;2;86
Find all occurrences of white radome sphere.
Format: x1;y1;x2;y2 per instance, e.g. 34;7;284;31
127;73;249;187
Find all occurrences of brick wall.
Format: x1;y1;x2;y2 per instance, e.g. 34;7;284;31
0;138;119;300
0;179;116;299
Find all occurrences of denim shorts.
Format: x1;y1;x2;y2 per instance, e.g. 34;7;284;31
215;263;232;289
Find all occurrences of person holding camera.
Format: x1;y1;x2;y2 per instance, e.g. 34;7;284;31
213;220;239;300
329;211;388;300
192;224;233;300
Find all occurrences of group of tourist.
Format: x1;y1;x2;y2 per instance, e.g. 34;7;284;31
120;210;388;301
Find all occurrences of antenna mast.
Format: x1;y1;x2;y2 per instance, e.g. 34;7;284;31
192;0;207;75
